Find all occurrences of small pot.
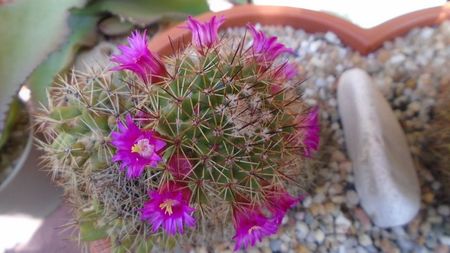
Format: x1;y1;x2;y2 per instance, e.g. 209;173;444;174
91;4;450;252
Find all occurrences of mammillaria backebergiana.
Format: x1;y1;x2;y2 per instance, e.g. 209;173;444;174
36;16;320;251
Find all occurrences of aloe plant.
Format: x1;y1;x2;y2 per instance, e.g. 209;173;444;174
0;0;87;180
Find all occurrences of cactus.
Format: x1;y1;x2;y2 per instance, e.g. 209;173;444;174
425;86;450;203
36;16;319;251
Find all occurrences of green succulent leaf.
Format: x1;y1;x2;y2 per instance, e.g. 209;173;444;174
0;0;86;132
27;12;99;106
81;0;209;25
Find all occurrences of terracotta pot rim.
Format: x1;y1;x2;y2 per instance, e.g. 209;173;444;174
149;3;450;56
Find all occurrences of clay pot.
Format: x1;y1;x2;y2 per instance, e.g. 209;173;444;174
90;4;450;252
149;3;450;56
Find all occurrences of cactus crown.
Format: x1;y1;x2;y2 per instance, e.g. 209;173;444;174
36;17;319;251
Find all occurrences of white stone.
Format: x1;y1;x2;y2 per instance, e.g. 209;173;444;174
296;222;309;240
345;190;360;208
358;234;373;247
314;229;325;243
437;205;450;217
337;68;420;228
440;235;450;246
335;214;352;233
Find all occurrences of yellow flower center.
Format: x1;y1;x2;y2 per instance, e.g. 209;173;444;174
159;199;177;215
131;139;154;158
248;225;261;234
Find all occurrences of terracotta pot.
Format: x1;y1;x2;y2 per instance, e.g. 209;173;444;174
149;3;450;56
91;4;450;252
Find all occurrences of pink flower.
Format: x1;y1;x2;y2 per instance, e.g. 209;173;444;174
247;24;294;65
293;107;320;157
111;114;166;179
168;153;192;179
276;62;298;80
141;182;196;235
270;63;299;94
232;205;278;251
265;188;299;224
111;30;166;83
185;16;225;53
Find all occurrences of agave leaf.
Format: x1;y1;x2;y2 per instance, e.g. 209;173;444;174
82;0;209;25
0;0;86;133
27;12;99;106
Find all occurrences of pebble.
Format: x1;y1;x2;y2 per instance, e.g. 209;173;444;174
354;208;372;230
302;196;312;208
358;234;373;247
338;68;420;227
345;190;359;208
295;245;310;253
435;245;450;253
314;230;326;243
269;240;282;252
423;192;435;204
440;236;450;246
335;214;352;233
438;205;450;217
313;192;326;204
331;150;347;163
331;196;345;204
380;239;400;253
296;222;309;240
329;184;344;196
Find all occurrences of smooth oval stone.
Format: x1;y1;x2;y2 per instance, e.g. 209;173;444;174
337;68;420;227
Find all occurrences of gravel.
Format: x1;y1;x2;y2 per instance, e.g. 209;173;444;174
187;21;450;253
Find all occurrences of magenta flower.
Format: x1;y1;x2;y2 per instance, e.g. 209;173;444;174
276;62;298;81
232;205;278;251
265;188;299;224
248;24;294;65
270;63;299;94
111;30;167;83
293;107;320;157
167;153;193;179
111;114;166;179
185;16;225;53
141;182;196;235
